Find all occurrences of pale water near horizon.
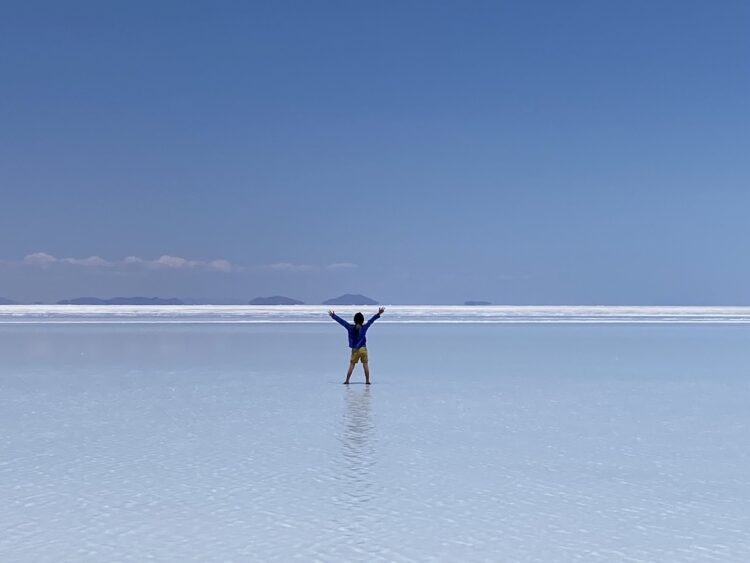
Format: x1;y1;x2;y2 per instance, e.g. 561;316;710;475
3;304;750;324
2;311;750;561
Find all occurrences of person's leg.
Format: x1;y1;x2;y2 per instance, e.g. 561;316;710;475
344;361;356;384
362;361;370;384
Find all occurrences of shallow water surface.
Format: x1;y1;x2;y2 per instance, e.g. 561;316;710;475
1;322;750;561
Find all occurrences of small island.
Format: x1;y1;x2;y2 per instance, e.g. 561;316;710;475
249;296;305;305
464;300;492;306
323;294;379;305
57;297;185;305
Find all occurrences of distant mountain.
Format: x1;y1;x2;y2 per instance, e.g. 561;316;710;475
249;296;305;305
323;294;378;305
58;297;184;305
182;298;248;305
0;297;17;305
464;300;492;306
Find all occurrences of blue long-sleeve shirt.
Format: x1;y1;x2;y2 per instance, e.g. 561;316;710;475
331;312;381;348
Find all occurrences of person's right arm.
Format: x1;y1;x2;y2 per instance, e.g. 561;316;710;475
329;310;351;328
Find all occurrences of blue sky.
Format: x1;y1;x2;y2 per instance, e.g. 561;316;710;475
1;1;748;304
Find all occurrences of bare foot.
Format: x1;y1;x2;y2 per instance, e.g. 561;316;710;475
343;381;350;385
365;381;371;385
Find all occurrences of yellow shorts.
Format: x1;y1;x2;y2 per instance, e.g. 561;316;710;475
350;346;368;364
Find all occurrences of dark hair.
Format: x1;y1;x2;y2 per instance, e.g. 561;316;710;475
352;312;364;343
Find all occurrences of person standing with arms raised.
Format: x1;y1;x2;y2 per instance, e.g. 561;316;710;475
329;307;385;384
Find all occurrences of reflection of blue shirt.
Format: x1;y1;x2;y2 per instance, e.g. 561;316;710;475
331;313;381;348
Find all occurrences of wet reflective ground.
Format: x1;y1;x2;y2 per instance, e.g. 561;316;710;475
2;324;750;561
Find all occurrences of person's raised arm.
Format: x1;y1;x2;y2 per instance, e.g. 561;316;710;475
365;306;386;328
329;310;351;328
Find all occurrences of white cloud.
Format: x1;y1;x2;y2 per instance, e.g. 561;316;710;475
208;259;232;272
262;262;315;273
23;252;58;267
326;262;357;271
20;252;232;272
153;255;193;268
256;262;357;273
62;256;113;267
15;253;351;276
149;255;231;271
24;252;111;268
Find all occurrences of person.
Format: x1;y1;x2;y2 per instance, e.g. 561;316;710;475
329;307;386;384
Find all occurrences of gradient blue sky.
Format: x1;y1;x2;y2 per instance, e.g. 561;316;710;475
1;1;748;304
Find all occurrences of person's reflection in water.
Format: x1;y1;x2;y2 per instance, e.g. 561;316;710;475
336;386;376;528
